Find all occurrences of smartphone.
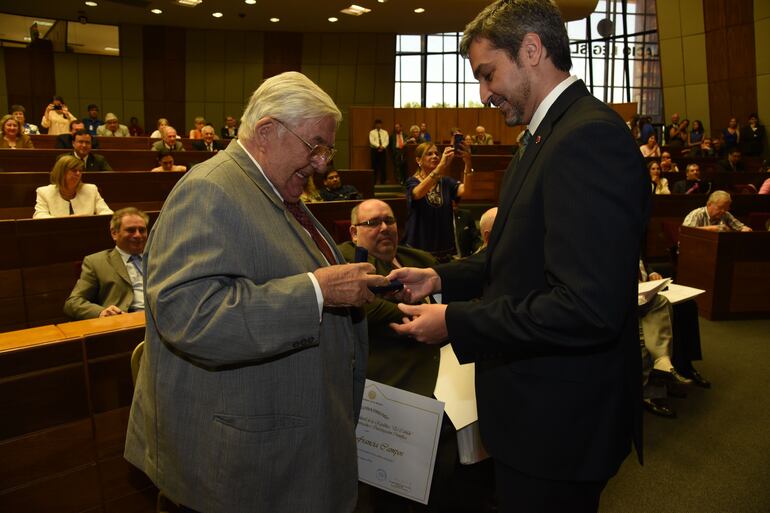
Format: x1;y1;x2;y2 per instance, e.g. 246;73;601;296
453;132;464;151
353;246;404;294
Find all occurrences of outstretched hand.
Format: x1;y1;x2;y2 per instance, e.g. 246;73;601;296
389;303;448;344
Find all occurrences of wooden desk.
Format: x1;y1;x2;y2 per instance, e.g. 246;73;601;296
0;324;68;352
677;226;770;320
57;311;145;338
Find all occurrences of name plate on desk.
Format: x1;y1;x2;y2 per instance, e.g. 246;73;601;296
356;379;445;504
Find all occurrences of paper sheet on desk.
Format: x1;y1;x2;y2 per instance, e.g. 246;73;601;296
638;278;672;306
659;282;705;304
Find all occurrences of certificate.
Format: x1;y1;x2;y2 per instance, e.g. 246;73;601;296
356;379;445;504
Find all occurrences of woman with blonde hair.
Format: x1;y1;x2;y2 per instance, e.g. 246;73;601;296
404;141;471;261
0;114;34;149
150;118;169;139
33;155;113;218
189;116;206;139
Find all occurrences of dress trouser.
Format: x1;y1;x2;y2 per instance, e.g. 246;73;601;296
671;299;704;372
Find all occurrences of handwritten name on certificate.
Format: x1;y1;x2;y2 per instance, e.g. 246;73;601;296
356;379;445;504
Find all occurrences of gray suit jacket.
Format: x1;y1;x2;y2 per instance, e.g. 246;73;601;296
125;141;368;513
64;248;135;319
151;140;185;152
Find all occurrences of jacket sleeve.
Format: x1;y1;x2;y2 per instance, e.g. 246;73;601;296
64;256;105;319
33;188;54;219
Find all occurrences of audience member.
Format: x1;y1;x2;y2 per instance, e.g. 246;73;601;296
712;136;727;157
639;115;654;143
693;136;715;157
627;114;641;142
682;190;751;231
128;117;145;136
41;96;76;135
191;125;225;152
125;71;384;512
648;161;670;194
688;119;704;148
717;147;746;172
475;125;494;144
149;118;169;138
453;200;482;257
664;112;680;145
477;206;498;250
368;119;389;184
151;126;185;151
151;150;187;172
668;118;689;149
404;141;470;262
639;260;711;389
464;133;475;147
83;104;103;136
389;122;408;184
0;114;34;148
318;169;361;201
406;124;424;144
55;120;100;149
419;122;432;142
741;113;764;157
97;113;130;137
189;116;205;139
671;163;710;194
221;115;238;139
660;151;679;173
300;174;323;203
10;105;39;135
759;163;770;194
722;117;740;150
640;133;661;157
63;208;148;319
33;155;113;218
64;130;112;171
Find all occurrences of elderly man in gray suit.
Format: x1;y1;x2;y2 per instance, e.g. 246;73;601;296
64;207;148;319
124;72;386;513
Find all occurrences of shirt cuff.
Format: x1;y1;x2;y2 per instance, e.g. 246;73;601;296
307;272;324;321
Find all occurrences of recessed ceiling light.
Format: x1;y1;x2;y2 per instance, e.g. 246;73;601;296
414;8;425;13
341;4;371;16
270;17;280;22
328;17;338;22
34;20;54;26
151;9;162;14
378;0;386;3
245;0;256;4
177;0;202;6
85;1;98;6
212;12;224;18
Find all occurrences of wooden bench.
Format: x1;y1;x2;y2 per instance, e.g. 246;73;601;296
0;149;212;172
30;134;203;151
0;314;157;513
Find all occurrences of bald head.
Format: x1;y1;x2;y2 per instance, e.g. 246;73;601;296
350;199;398;262
479;207;498;247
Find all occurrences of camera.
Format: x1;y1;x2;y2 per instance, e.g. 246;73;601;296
453;132;464;151
53;104;62;110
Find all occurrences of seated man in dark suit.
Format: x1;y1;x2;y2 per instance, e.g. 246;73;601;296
58;130;112;171
452;200;482;257
150;126;185;152
64;208;148;319
671;163;711;194
191;125;225;152
338;199;494;512
716;148;746;172
318;169;362;201
55;119;100;149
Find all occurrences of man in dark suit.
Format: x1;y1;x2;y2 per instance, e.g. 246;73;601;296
671;163;712;194
55;119;100;149
191;125;226;152
64;208;148;319
58;130;112;171
390;1;648;511
452;201;482;257
716;148;746;172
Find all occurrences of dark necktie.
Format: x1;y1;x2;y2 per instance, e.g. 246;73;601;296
284;201;336;264
377;129;382;146
207;143;212;152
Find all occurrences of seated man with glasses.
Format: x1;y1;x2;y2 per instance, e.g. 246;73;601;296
319;168;362;201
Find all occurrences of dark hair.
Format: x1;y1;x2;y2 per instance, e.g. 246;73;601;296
157;149;174;161
10;104;25;114
459;0;571;72
53;96;64;103
70;119;84;129
322;169;340;181
87;104;99;110
73;129;91;138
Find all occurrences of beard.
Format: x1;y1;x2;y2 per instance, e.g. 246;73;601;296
503;75;531;127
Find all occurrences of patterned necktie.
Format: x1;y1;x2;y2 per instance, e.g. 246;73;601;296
284;201;336;264
129;254;143;276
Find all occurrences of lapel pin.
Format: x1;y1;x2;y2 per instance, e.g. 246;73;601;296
535;136;541;144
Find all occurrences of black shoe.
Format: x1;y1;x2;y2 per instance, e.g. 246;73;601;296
643;398;677;418
689;368;711;388
669;367;694;385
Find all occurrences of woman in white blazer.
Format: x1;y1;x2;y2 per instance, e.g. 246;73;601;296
33;155;113;219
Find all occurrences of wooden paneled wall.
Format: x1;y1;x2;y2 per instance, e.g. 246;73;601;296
143;26;186;135
3;41;56;129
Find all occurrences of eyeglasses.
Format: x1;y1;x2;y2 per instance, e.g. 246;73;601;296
354;216;396;228
273;118;336;166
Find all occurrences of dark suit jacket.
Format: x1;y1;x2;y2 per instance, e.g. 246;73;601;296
56;152;112;171
63;248;135;319
55;134;100;149
191;139;226;152
453;208;481;257
671;179;711;194
716;158;746;172
339;242;438;397
435;80;648;482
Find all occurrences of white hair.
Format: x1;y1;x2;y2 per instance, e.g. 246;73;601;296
707;190;730;205
239;71;341;142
